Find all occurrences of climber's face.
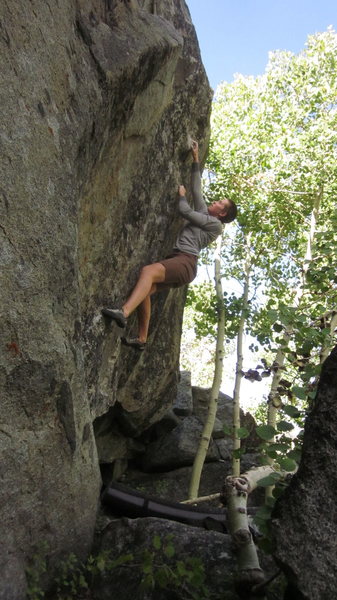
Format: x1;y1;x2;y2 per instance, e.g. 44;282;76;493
208;198;230;219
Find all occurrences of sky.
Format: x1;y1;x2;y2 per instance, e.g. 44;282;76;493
186;0;337;89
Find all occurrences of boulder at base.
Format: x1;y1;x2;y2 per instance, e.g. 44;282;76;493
94;517;236;600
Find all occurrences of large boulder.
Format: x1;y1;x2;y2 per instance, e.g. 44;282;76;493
173;370;193;416
138;383;260;474
121;463;228;502
272;345;337;599
0;0;212;596
94;517;237;600
193;386;259;450
141;415;220;472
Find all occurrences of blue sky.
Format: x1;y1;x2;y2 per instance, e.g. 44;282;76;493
187;0;337;89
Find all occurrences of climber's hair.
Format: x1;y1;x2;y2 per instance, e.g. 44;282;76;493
219;198;238;224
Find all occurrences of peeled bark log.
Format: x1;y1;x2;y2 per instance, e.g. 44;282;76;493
223;466;276;596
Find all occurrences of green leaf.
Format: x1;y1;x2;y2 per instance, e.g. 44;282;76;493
155;566;170;588
164;543;175;559
176;561;187;576
79;574;88;589
272;484;285;498
267;309;278;322
223;423;232;436
96;556;105;572
256;424;278;440
282;404;301;418
292;386;307;400
255;505;272;520
266;450;278;459
140;573;155;590
142;550;154;568
277;420;294;432
142;564;153;575
237;427;250;439
113;553;133;567
152;535;161;550
233;447;245;459
278;457;297;471
287;448;302;462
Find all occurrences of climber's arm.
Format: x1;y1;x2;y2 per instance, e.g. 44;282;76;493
190;140;208;214
177;186;222;235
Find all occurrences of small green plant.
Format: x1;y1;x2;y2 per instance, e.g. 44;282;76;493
133;479;170;497
25;535;211;600
153;479;170;497
26;542;50;600
54;553;89;599
54;550;133;599
138;535;210;600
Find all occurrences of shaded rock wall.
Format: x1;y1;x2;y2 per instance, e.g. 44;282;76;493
0;0;212;597
272;345;337;599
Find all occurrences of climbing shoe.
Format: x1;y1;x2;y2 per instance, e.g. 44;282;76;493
121;336;146;351
101;308;127;328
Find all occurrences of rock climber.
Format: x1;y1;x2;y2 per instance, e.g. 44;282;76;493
102;140;237;350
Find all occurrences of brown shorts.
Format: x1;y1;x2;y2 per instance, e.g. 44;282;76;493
157;251;198;291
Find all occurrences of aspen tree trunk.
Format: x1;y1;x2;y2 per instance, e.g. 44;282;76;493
318;311;337;366
302;187;322;280
232;233;252;477
267;330;291;431
265;329;291;499
188;237;225;500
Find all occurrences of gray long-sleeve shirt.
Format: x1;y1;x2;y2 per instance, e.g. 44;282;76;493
174;162;222;256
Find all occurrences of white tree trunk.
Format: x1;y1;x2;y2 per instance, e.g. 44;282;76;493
319;311;337;366
232;233;252;477
188;237;225;499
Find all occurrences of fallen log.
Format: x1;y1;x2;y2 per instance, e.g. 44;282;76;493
101;482;227;533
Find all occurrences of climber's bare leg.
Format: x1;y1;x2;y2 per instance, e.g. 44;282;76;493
136;284;158;342
122;263;165;318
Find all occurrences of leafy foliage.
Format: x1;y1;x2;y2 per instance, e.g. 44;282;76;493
25;536;212;600
185;27;337;428
26;543;49;600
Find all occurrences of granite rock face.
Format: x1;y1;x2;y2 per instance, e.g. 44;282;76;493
272;346;337;599
0;0;212;596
